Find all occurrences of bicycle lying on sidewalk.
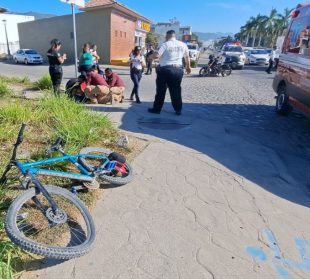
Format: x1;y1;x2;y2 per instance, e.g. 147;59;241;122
0;124;133;259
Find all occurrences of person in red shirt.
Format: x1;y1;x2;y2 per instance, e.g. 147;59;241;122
84;67;110;104
105;68;125;103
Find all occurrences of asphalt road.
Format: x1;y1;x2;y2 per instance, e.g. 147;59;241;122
2;55;310;278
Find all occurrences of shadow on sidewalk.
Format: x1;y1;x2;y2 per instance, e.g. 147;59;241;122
116;101;310;208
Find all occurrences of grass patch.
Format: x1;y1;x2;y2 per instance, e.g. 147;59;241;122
0;81;11;96
0;94;117;277
0;76;32;86
33;74;52;91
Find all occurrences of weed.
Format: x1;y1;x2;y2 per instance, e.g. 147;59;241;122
0;81;11;96
0;76;32;86
33;74;52;91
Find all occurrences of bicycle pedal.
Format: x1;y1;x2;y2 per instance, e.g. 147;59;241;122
71;185;86;195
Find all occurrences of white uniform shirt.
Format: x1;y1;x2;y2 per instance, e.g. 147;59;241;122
157;38;189;67
130;54;145;70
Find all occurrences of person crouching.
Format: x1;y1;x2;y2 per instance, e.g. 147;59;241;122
105;68;125;103
84;66;111;104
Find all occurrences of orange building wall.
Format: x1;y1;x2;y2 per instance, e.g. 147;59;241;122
110;11;136;61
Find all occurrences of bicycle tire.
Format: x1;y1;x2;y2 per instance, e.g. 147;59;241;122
5;185;95;259
79;147;134;186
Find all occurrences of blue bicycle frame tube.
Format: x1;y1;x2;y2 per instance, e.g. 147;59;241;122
15;153;110;182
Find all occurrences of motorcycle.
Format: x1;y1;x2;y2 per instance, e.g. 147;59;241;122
199;56;232;77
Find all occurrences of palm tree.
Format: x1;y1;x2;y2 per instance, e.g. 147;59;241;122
255;15;268;47
238;6;293;48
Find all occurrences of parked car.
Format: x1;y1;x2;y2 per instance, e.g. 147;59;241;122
220;44;246;69
272;2;310;116
13;49;44;64
242;47;253;57
187;43;200;62
245;49;270;65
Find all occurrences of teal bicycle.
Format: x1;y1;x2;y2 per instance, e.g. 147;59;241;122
0;124;133;259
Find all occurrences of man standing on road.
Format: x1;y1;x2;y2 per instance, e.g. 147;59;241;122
266;45;279;74
148;30;191;115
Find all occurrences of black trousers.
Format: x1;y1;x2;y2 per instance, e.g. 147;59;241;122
153;66;184;113
146;60;153;74
266;58;273;73
49;65;63;94
274;58;279;69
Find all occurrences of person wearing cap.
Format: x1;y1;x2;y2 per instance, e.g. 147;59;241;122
47;39;67;94
148;30;191;115
129;46;146;104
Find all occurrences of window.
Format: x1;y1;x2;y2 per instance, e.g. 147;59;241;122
284;16;310;56
120;31;123;38
70;32;74;39
124;32;126;38
115;30;118;37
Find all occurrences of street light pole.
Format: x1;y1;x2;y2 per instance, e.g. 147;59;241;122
71;3;78;78
2;19;10;56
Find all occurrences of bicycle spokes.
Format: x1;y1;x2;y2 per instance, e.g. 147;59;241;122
16;192;88;247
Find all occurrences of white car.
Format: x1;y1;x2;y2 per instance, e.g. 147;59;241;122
220;45;246;69
245;49;270;65
13;49;44;64
187;43;200;62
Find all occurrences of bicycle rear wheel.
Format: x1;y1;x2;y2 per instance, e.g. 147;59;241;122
5;185;95;259
79;147;134;186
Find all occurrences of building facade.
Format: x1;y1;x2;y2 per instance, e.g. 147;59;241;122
0;13;34;54
18;0;151;64
152;20;192;43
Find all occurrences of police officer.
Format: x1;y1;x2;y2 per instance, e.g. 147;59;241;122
148;30;191;115
47;39;66;94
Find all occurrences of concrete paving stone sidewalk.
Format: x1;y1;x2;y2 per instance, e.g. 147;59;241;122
26;101;310;279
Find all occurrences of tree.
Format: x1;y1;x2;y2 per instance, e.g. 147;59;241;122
146;32;160;47
237;6;293;47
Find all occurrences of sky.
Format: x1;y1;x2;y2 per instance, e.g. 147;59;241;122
1;0;299;33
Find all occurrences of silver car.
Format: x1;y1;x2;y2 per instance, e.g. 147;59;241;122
13;49;44;64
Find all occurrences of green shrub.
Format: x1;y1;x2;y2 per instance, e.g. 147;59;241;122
190;60;198;68
0;81;10;96
34;74;52;90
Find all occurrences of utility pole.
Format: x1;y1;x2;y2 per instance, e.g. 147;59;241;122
71;3;78;78
60;0;85;78
2;19;10;56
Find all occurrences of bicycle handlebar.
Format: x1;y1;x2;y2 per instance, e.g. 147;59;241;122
48;137;65;152
15;123;27;146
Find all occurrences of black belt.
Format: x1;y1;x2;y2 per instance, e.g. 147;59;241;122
160;65;183;68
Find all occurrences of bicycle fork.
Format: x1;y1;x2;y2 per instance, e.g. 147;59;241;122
27;171;60;214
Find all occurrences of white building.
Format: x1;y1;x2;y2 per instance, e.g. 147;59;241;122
153;20;192;43
0;13;34;54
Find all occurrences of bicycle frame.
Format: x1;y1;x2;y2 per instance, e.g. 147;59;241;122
15;153;114;183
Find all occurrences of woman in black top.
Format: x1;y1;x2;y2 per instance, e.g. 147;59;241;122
47;39;66;94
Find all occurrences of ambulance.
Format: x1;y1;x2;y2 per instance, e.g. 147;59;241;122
273;2;310;115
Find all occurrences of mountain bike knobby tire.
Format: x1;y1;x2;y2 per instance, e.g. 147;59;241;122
5;185;95;259
79;147;134;186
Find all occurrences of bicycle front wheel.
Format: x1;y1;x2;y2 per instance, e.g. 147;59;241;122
5;185;95;259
